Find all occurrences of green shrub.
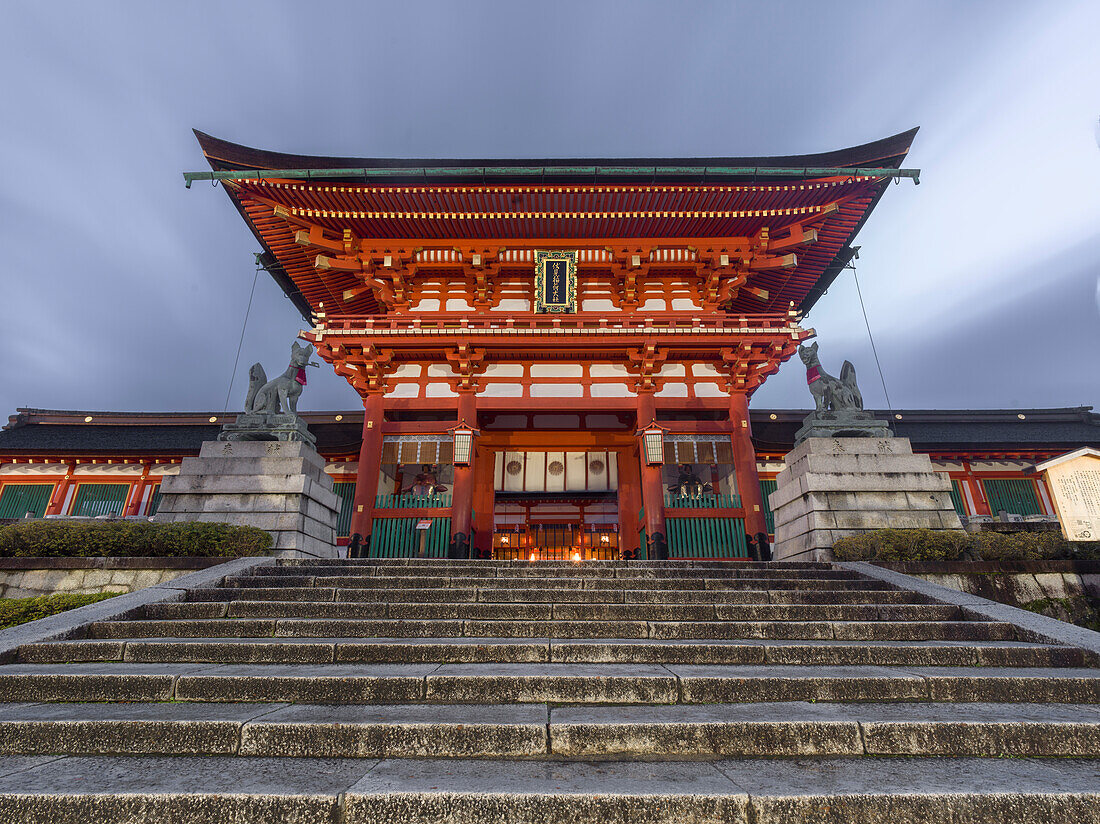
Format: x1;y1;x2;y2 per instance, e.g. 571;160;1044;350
832;528;972;562
0;520;271;558
832;528;1080;562
0;592;118;630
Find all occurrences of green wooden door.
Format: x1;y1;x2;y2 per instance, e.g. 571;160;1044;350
147;484;163;515
759;479;778;534
332;482;357;537
982;479;1042;517
70;483;129;517
948;480;967;518
0;484;54;519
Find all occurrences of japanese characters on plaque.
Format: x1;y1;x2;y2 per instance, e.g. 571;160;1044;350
534;250;577;313
1037;449;1100;542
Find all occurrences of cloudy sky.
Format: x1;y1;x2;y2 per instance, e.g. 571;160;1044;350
3;1;1098;416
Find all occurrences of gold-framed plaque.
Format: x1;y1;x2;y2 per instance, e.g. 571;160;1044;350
534;250;577;313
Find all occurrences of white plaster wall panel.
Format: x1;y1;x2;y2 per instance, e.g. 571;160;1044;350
640;298;667;311
655;382;688;398
590;364;631;378
671;298;701;310
156;465;181;476
70;464;144;476
691;364;721;376
524;451;546;492
385;384;419;398
483;364;524;377
545;452;566;492
657;364;686;377
0;465;67;476
427;364;456;377
425;383;458;398
392;364;422;378
446;298;473;311
565;451;587;492
590;383;636;398
324;462;359;475
530;384;584;397
493;299;531;311
607;454;619;490
969;461;1030;472
494;452;504;490
932;460;965;471
411;299;440;311
530;364;583;378
693;382;726;397
587;451;608;491
581;299;617;311
478;383;524;397
503;452;525;492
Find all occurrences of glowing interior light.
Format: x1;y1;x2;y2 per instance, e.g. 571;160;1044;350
529;552;537;562
600;535;610;543
501;535;509;544
572;552;581;562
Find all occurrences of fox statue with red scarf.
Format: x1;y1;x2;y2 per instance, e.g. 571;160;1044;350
246;341;320;416
798;341;863;414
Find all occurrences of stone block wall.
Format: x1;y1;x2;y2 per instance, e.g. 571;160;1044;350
0;557;227;599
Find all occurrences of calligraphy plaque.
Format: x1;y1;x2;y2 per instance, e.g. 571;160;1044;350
1036;448;1100;542
534;250;577;313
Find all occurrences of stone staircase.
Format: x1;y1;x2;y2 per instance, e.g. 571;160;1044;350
2;557;1099;821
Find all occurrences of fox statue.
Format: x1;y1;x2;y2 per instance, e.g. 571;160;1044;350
798;341;863;414
245;341;319;416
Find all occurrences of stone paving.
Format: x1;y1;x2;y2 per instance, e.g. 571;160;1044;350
1;557;1099;821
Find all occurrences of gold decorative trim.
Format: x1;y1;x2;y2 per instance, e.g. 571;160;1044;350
534;250;578;314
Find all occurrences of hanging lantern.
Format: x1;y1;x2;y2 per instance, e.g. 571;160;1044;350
448;421;480;466
638;421;668;465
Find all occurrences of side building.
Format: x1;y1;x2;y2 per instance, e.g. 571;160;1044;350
1;406;1096;557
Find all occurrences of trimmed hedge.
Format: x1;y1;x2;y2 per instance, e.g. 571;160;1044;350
833;528;1100;562
0;592;118;630
0;520;271;558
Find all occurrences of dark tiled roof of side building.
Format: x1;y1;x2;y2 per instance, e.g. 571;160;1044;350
2;407;1098;457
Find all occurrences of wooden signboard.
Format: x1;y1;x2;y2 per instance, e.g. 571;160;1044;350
1035;447;1100;542
534;250;577;313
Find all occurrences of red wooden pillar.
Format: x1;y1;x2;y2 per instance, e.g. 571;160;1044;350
450;391;478;554
45;463;76;516
350;392;385;541
471;442;495;557
729;392;767;538
616;446;642;556
124;464;152;517
636;391;666;557
963;461;992;517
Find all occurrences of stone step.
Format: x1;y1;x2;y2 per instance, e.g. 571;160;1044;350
0;754;1096;822
85;618;1017;642
223;574;896;591
182;586;930;605
3;701;1099;759
332;587;927;604
276;558;837;569
247;566;868;581
140;600;963;623
19;637;1088;667
3;662;1100;704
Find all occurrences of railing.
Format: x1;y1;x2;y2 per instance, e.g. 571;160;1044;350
368;516;452;558
374;492;452;509
493;525;620;561
666;517;748;558
663;492;742;509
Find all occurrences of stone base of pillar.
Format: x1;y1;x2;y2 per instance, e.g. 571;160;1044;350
770;436;963;562
154;440;340;558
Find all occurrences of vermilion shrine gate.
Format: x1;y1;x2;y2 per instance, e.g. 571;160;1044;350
192;128;918;559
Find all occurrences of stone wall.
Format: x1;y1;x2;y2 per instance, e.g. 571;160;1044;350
874;560;1100;630
0;557;228;599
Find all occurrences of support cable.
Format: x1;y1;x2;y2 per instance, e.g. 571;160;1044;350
850;260;895;426
223;260;262;412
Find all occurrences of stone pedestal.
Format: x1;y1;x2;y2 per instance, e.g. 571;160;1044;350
217;412;316;447
769;436;963;562
154;440;340;558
